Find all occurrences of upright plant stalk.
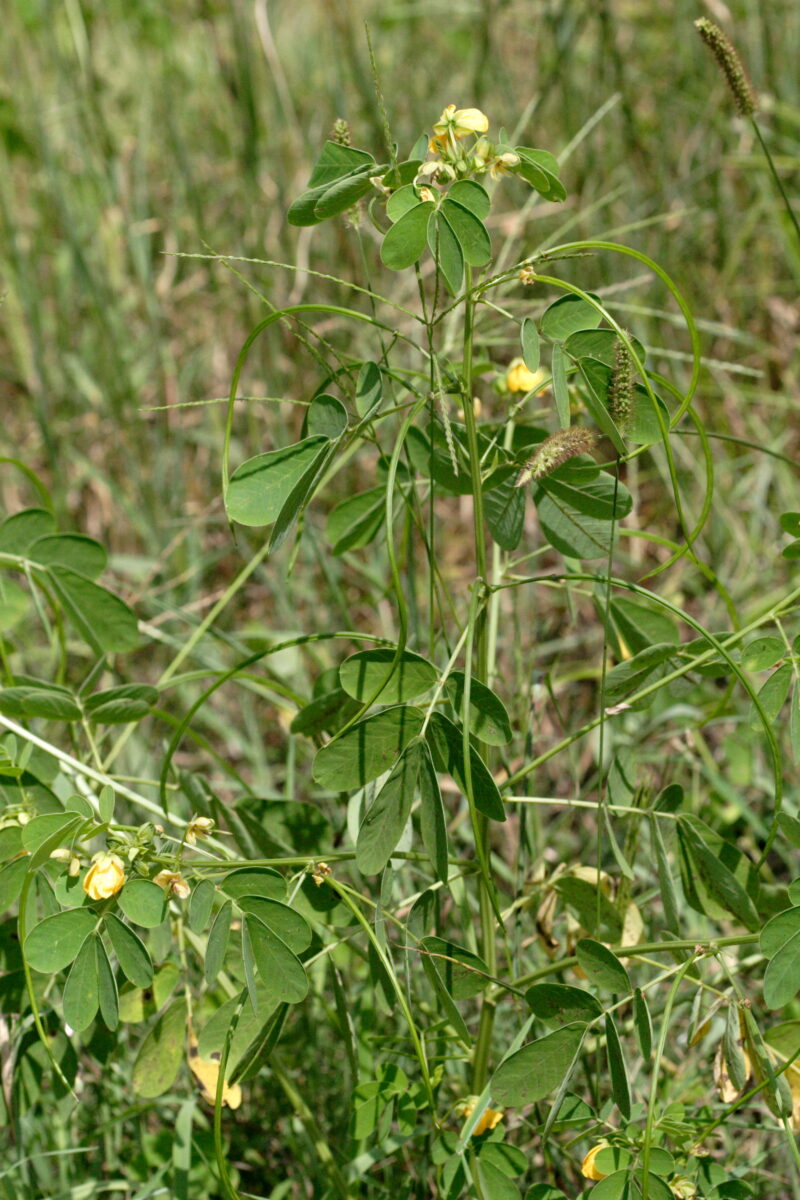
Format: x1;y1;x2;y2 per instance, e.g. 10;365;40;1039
457;265;497;1093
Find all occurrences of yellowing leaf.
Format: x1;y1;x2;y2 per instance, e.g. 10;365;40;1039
188;1028;242;1109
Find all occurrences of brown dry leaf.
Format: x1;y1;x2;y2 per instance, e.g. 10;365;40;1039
714;1041;741;1104
187;1028;242;1110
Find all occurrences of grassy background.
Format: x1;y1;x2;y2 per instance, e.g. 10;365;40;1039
1;1;800;1195
3;0;798;756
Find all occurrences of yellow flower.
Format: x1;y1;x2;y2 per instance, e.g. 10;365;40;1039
83;853;126;901
460;1099;504;1135
505;358;545;394
581;1143;610;1181
430;104;489;151
153;869;191;899
185;816;215;846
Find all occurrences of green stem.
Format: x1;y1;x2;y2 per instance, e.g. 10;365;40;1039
327;877;436;1113
640;956;698;1197
752;118;800;251
510;935;759;993
458;265;497;1093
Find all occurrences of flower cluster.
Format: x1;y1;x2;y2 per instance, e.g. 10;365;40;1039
417;104;520;187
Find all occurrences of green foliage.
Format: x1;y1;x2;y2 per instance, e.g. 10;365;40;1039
1;14;800;1199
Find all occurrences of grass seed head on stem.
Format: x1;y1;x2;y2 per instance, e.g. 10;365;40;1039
694;18;757;117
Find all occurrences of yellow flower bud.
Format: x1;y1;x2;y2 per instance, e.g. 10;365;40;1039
83;853;126;901
488;151;520;179
505;358;545;394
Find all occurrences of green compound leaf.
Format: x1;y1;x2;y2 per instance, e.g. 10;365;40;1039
22;811;86;867
553;875;623;942
381;201;434;270
515;148;566;202
188;879;216;933
485;469;525;551
105;912;154;987
313;705;425;791
269;439;333;553
760;907;800;1008
749;662;792;730
305;393;348;440
326;486;386;555
610;598;679;655
521;317;540;373
440;198;492;266
741;635;784;671
356;739;424;875
477;1159;521;1200
63;933;100;1032
117;879;168;928
307;141;376;189
355;361;383;418
220;867;286;902
95;936;119;1030
534;471;632;560
633;988;653;1060
288;142;376;226
552;343;570;429
340;647;437;704
313;169;374;220
490;1023;586;1106
386;184;421;222
47;565;139;654
446;672;512;745
426;711;505;822
430;209;464;294
0;855;29;912
132;997;186;1098
525;982;603;1024
676;816;760;931
204;899;232;985
243;914;308;1006
605;1013;631;1119
418;742;448;884
28;533;107;579
541;294;601;341
448;180;490;219
226;436;330;527
575;939;631;994
24;907;97;973
420;936;490;1000
0;576;28;632
0;508;56;554
0;683;82;722
84;684;158;725
564;329;646;368
604;643;677;706
235;897;312;955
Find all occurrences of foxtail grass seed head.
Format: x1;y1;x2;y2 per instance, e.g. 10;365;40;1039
694;18;757;117
331;117;352;146
515;427;597;487
608;337;634;430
